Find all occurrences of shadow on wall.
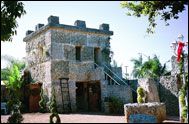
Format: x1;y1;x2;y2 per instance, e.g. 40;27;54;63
156;79;179;116
126;79;138;103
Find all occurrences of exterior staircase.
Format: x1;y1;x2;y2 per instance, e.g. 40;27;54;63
94;63;137;93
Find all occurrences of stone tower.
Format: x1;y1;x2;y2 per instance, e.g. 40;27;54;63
23;15;114;113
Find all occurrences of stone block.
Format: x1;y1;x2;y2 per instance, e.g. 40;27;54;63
104;102;110;114
90;67;104;81
51;60;69;80
35;23;44;31
138;78;160;102
63;44;75;60
74;20;86;28
26;30;34;36
99;24;109;31
69;61;94;81
48;15;59;24
51;42;65;59
124;102;166;123
81;46;94;61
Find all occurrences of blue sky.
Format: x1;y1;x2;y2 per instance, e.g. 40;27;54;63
1;1;188;79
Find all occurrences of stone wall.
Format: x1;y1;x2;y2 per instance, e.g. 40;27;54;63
68;60;105;83
124;102;166;123
106;85;133;104
51;60;69;80
99;80;108;112
158;76;179;116
52;80;77;113
50;28;110;63
81;46;94;61
100;83;133;113
25;32;50;67
171;54;188;76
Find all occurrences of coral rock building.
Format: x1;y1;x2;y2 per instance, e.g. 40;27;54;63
23;15;132;113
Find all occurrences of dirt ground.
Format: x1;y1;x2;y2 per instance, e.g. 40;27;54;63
1;112;180;123
1;112;125;123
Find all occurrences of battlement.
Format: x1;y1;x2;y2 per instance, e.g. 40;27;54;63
24;15;113;41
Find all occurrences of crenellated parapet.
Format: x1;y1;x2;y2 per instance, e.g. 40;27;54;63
24;15;113;42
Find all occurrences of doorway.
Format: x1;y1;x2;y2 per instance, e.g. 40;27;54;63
88;82;101;112
76;82;88;112
76;81;101;112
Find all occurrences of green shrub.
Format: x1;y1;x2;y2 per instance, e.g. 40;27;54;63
179;93;185;107
179;85;188;123
39;88;46;113
181;106;187;123
7;101;23;123
49;88;61;123
137;96;144;103
137;87;145;103
7;112;23;123
49;91;57;113
109;96;124;114
137;87;145;97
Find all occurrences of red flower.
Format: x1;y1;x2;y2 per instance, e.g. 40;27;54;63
177;41;185;62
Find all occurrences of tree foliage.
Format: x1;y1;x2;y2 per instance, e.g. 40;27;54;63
131;55;143;78
1;1;26;41
131;54;169;78
141;55;168;78
120;1;188;34
6;65;24;123
1;55;25;80
1;68;10;80
6;65;22;89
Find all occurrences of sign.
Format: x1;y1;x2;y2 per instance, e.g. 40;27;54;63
129;114;157;123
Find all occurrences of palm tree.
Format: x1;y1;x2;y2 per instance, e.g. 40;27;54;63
141;55;168;78
131;54;169;78
131;55;144;78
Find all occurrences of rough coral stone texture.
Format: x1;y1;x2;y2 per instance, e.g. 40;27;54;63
159;76;179;116
81;46;94;61
138;78;160;102
69;61;94;81
124;102;166;123
171;54;188;76
107;85;133;104
51;60;69;80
